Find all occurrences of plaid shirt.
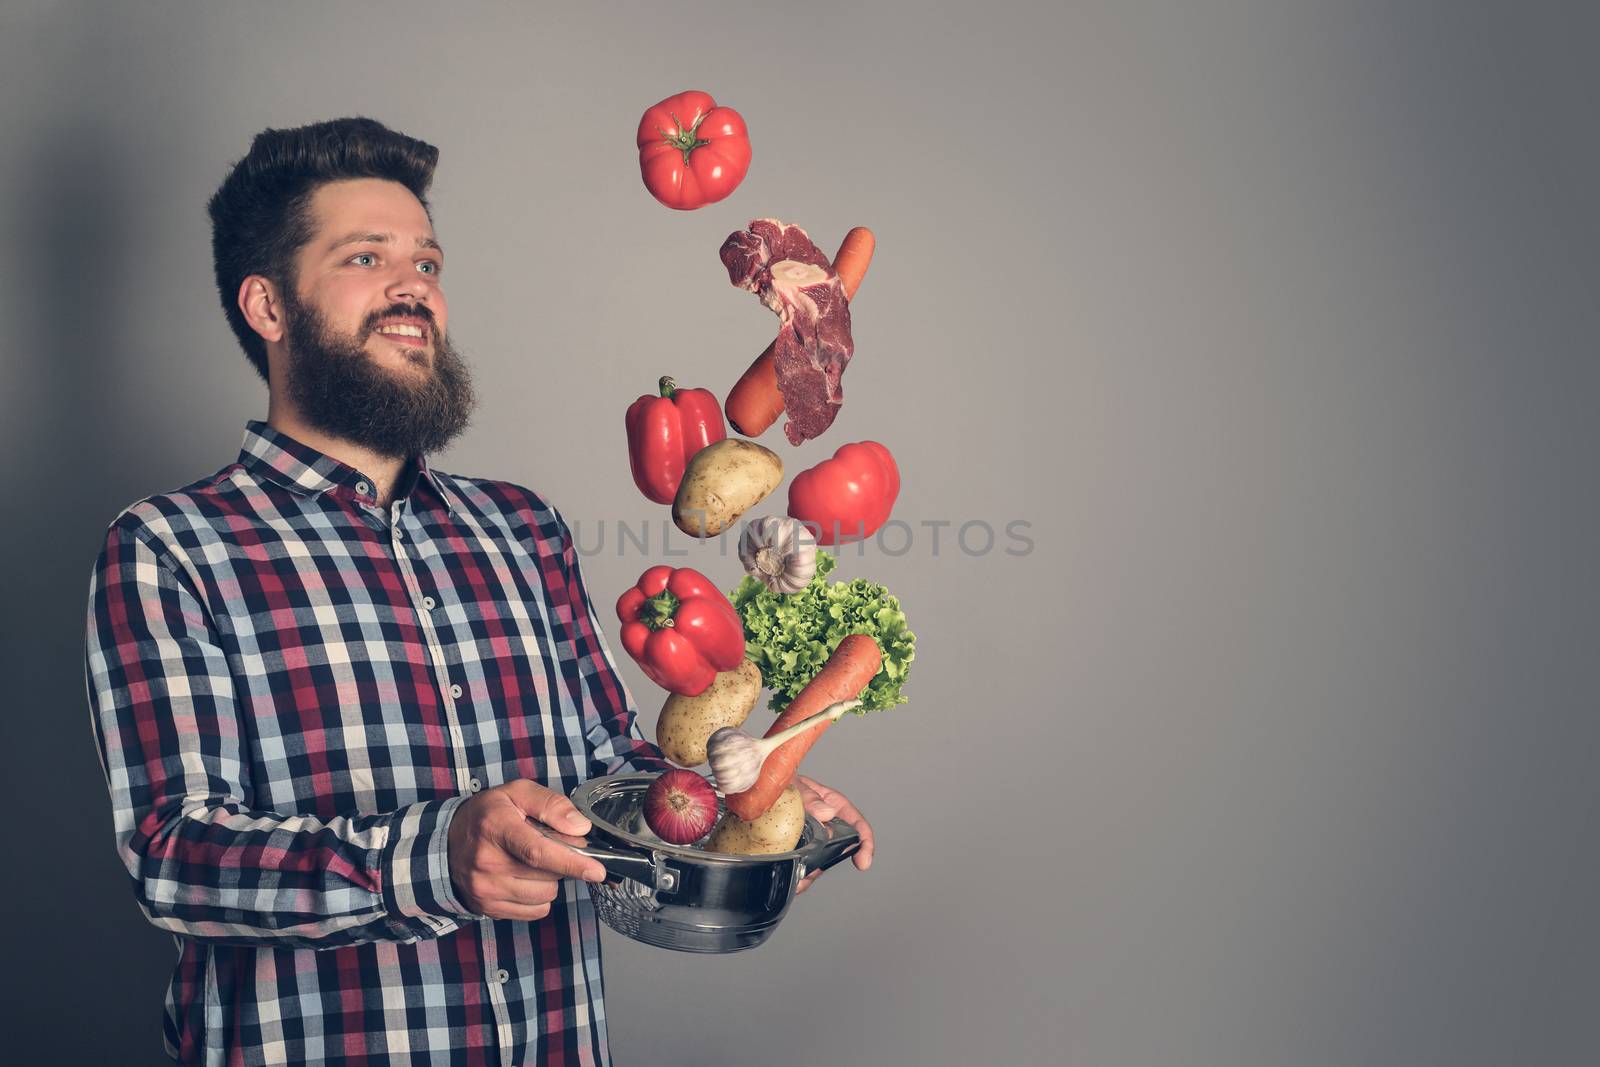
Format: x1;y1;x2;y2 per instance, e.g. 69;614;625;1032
84;419;669;1067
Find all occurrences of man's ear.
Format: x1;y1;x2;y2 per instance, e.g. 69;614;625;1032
238;275;286;345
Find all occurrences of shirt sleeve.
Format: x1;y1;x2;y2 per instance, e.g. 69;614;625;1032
550;515;672;780
84;520;475;949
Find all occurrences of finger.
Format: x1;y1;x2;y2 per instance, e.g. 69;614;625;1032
798;776;873;870
796;775;833;808
812;784;870;855
795;778;837;822
522;823;591;850
796;871;821;895
479;898;554;922
797;775;844;825
502;875;563;906
500;822;606;883
478;873;563;910
507;869;563;889
502;779;592;836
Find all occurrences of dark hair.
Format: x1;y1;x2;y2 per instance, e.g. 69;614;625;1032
207;117;439;381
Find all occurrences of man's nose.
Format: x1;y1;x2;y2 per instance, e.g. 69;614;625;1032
385;267;437;306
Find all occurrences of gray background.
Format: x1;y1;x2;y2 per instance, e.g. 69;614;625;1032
2;1;1596;1064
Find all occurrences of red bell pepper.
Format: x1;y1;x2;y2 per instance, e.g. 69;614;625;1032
625;376;727;505
615;565;746;695
787;441;901;545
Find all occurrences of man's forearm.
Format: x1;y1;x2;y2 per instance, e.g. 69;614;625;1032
87;522;474;949
121;793;473;948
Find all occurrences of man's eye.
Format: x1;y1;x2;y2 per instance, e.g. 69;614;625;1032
351;253;377;267
417;260;440;275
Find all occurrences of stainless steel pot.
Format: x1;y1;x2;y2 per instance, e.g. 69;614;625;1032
563;773;861;953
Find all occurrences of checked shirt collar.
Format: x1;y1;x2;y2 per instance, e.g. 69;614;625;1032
238;418;460;517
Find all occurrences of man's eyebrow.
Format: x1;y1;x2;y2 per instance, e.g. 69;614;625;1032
328;231;443;253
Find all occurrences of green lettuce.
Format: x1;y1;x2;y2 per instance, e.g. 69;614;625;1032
730;551;916;714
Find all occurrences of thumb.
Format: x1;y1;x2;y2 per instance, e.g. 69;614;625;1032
501;779;592;835
797;779;837;822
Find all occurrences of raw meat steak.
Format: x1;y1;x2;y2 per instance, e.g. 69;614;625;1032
720;219;854;445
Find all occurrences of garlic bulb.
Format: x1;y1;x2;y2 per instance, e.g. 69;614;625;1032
739;516;818;594
707;699;863;793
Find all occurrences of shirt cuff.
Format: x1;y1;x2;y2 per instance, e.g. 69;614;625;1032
379;795;475;939
616;752;672;776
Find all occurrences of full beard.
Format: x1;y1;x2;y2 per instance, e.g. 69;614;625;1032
281;292;476;460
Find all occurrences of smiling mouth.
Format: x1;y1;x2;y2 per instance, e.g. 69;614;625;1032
371;321;432;347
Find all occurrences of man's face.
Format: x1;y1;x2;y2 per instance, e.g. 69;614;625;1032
279;178;475;458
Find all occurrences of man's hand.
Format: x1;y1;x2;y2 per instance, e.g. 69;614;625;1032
447;780;607;920
793;775;874;895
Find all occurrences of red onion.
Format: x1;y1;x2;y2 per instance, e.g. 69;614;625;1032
642;769;720;845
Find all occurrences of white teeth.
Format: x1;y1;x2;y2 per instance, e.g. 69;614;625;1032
377;324;424;338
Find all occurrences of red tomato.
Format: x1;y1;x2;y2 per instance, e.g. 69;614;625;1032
636;90;752;211
787;441;901;546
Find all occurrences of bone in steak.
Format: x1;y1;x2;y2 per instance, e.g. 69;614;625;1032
719;219;854;445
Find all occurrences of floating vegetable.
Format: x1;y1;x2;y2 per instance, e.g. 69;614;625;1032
707;699;862;794
787;441;901;545
625;375;726;505
636;90;752;211
617;566;745;696
673;438;783;538
705;783;806;855
642;769;720;844
738;516;818;595
730;550;915;715
656;659;762;767
725;635;881;821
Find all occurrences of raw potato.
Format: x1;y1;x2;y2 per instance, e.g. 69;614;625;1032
656;659;762;766
705;784;805;855
673;439;783;538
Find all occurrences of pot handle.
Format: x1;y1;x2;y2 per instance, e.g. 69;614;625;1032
533;826;678;891
568;841;663;887
798;817;862;879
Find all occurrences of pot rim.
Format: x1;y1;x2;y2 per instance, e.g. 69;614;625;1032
571;771;826;865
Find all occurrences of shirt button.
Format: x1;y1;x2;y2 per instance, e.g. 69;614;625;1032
422;596;436;611
393;527;404;541
495;969;510;985
450;683;463;699
469;778;483;794
356;481;370;496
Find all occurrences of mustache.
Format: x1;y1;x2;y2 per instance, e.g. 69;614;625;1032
362;303;438;335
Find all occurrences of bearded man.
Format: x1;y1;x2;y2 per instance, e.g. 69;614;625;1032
84;117;873;1067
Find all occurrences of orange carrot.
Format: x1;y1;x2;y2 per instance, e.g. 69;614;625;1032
724;633;882;820
832;226;875;297
723;227;876;437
